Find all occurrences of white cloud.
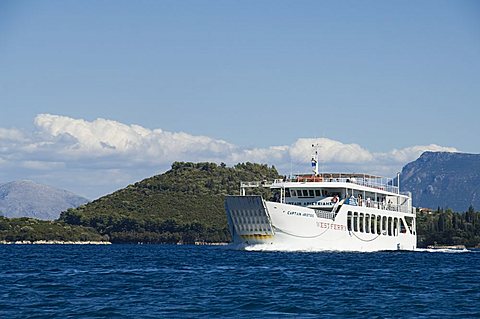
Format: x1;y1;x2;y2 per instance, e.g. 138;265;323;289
0;128;26;142
289;138;374;164
0;114;460;199
380;144;458;163
229;145;289;163
33;114;235;163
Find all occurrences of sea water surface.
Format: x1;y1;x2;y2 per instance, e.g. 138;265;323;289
1;245;479;318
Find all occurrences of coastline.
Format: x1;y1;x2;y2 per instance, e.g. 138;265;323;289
0;240;229;245
0;240;111;245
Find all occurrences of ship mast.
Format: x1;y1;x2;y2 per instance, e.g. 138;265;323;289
311;143;319;176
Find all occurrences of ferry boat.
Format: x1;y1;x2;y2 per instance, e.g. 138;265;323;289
225;149;417;252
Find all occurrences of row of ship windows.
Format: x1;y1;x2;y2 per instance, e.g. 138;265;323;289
286;189;325;198
346;211;409;236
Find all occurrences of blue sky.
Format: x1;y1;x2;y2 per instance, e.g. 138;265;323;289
0;1;479;199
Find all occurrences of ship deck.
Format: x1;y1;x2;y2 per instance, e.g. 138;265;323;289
241;173;402;196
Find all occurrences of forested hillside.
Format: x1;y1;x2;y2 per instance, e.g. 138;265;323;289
59;162;280;243
417;206;480;247
3;160;480;247
0;217;104;242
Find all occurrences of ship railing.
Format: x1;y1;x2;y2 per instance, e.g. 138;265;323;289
277;176;400;194
400;191;412;197
346;199;413;214
240;181;274;188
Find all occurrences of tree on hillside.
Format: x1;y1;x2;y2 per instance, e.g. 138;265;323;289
59;162;280;243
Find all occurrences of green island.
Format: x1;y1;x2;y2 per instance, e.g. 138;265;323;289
0;217;105;243
417;206;480;248
1;161;480;247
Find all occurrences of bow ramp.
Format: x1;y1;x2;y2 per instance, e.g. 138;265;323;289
225;195;275;243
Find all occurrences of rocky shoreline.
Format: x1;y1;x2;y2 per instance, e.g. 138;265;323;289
0;240;111;245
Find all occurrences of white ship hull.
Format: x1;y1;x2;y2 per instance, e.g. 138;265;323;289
225;196;417;252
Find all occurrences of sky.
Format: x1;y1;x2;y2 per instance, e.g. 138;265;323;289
0;0;479;199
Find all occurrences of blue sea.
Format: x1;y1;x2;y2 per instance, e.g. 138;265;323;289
1;245;479;318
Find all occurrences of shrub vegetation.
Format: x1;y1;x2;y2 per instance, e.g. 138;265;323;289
3;161;480;247
59;162;280;243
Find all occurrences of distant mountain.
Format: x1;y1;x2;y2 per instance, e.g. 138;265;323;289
0;180;89;220
400;152;480;211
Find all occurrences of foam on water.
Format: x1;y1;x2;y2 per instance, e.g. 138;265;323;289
243;243;358;253
243;243;473;253
414;247;470;253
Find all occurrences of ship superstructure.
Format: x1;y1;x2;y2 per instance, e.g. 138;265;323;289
225;149;416;251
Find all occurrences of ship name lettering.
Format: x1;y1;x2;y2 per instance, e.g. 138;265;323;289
287;211;302;216
316;222;346;231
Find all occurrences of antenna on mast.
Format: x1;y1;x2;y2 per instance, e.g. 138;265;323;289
311;143;319;176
